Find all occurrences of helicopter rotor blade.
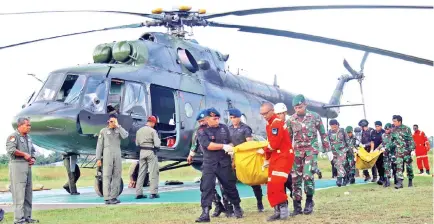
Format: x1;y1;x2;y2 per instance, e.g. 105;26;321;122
343;59;360;78
323;103;364;109
0;10;162;20
0;23;146;50
360;52;369;72
208;22;433;66
203;5;433;19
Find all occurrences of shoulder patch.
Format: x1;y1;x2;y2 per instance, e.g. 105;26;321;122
9;136;16;142
272;128;278;135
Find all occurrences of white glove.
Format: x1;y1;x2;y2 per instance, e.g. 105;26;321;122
256;148;265;154
327;151;334;162
262;160;270;171
411;151;415;156
380;147;385;152
222;144;233;154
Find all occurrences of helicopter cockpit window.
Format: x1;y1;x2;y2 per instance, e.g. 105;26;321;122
122;82;147;117
62;75;86;104
82;76;107;113
34;73;65;102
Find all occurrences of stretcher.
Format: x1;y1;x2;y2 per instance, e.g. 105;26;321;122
355;146;383;170
233;141;269;186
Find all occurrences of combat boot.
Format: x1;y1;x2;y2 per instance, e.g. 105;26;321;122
195;207;211;223
211;201;226;217
303;196;315;215
377;177;384;185
394;179;403;189
342;176;348;186
383;178;390;187
25;217;39;223
291;200;303;216
350;174;356;184
233;204;244;219
408;179;413;187
279;201;290;220
336;177;342;187
317;171;323;179
267;205;281;222
364;174;371;182
225;203;234;218
419;169;424;174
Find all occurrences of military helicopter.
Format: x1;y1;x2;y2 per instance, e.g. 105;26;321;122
2;5;432;196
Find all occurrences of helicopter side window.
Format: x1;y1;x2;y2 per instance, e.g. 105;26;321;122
82;76;107;113
121;81;147;117
107;79;125;114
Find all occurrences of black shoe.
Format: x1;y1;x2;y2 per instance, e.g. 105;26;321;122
25;217;39;223
408;179;413;187
377;177;384;185
257;201;264;212
225;203;234;218
336;177;342;187
279;201;289;220
350;176;356;184
427;170;430;175
135;195;147;199
149;194;160;199
303;198;314;215
292;200;303;216
14;218;27;224
212;201;226;217
105;199;116;205
371;177;378;183
267;205;281;222
112;198;120;204
395;179;403;189
342;177;348;186
318;171;322;179
71;192;80;195
63;185;71;194
419;169;424;174
364;175;371;182
195;207;211;222
233;204;244;219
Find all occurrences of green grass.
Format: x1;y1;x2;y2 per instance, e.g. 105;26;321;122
0;161;201;191
1;151;433;223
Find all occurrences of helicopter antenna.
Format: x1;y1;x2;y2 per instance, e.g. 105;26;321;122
343;52;370;119
27;73;43;83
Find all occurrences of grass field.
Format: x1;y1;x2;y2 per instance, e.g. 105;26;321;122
1;151;433;224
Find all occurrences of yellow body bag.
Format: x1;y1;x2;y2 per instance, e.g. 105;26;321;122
233;141;269;186
355;146;383;170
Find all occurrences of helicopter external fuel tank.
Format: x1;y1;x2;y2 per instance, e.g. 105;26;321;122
93;41;149;65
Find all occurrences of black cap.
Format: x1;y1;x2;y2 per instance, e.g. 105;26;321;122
329;119;338;125
358;119;368;127
374;121;382;126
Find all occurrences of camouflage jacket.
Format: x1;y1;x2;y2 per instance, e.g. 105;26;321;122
328;128;350;154
190;125;207;153
288;110;330;153
387;124;415;151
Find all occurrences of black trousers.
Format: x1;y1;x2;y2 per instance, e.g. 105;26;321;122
251;185;263;202
200;161;241;208
284;176;293;198
331;161;337;177
375;153;385;179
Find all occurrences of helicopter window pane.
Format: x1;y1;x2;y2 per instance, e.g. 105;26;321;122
34;73;65;102
82;77;107;113
122;82;147;116
63;75;87;104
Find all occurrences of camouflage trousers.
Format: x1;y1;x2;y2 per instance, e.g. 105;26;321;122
332;150;347;178
383;150;395;179
312;154;321;174
395;147;414;180
344;149;355;178
291;148;315;201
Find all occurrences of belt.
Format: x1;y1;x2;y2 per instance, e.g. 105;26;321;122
140;147;154;150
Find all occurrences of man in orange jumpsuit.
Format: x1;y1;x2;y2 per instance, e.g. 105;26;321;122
257;102;295;222
412;124;430;174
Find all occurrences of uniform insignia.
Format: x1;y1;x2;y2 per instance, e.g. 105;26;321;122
9;136;16;142
272;128;278;135
107;131;111;135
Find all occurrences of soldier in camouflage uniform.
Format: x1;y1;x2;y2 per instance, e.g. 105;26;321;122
187;109;229;217
380;123;393;187
345;126;357;184
328;120;351;187
287;95;333;215
386;115;415;189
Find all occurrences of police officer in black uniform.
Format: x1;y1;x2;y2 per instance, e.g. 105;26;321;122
228;108;264;213
371;121;385;185
358;119;378;182
195;108;243;222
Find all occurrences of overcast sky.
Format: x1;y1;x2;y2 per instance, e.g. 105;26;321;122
0;0;432;154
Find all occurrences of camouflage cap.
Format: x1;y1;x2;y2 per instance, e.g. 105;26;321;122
345;126;353;133
292;94;306;107
385;123;392;129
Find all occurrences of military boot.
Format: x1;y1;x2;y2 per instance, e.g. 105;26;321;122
408;179;413;187
233;204;244;219
377;177;384;185
336;177;342;187
364;174;371;182
342;176;348;186
317;171;323;179
212;201;226;217
303;196;315;215
394;179;403;189
279;201;290;220
225;203;234;218
257;200;264;212
419;169;424;174
291;200;303;216
25;217;39;223
267;205;281;222
195;207;211;223
350;174;356;184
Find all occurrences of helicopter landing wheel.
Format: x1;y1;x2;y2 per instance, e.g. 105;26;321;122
94;167;124;197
